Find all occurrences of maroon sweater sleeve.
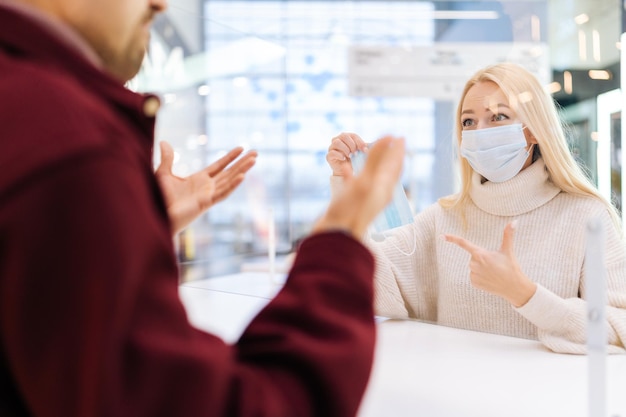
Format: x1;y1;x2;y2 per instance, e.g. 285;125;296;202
0;150;376;417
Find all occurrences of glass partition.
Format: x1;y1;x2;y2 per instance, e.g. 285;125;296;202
132;0;582;281
131;0;623;350
129;1;625;412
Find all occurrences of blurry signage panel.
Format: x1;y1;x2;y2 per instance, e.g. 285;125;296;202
348;43;550;100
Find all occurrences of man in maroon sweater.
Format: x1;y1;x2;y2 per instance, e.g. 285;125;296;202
0;0;406;416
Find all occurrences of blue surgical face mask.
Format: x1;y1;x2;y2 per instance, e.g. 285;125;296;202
351;150;414;237
460;123;531;183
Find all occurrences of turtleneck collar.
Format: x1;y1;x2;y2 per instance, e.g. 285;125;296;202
469;158;561;216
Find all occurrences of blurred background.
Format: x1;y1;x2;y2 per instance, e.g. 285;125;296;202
128;0;624;282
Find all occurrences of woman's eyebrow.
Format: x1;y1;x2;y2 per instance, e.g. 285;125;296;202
461;103;510;115
488;102;511;113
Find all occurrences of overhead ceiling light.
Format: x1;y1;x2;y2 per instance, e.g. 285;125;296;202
197;135;208;145
588;70;612;80
163;93;177;104
518;91;533;103
197;85;211;96
592;30;601;62
574;13;589;25
578;30;587;61
563;71;573;94
429;11;499;20
232;77;249;88
531;15;541;42
547;82;562;94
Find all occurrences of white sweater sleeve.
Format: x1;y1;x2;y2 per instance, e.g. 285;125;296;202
515;209;626;354
366;206;440;322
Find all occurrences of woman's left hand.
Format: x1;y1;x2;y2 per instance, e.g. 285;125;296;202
443;222;537;307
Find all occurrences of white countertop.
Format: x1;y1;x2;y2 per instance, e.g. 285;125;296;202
179;272;626;417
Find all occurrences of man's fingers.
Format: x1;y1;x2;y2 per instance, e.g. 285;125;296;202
341;136;404;222
156;141;175;175
211;155;257;201
206;147;246;176
362;136;405;186
212;174;246;203
223;151;257;178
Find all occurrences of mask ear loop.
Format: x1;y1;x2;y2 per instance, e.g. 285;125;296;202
377;225;417;256
522;126;536;157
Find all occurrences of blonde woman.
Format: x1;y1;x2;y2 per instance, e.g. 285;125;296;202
326;62;626;354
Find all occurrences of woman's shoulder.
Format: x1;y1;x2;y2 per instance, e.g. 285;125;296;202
554;191;612;213
416;198;463;223
553;193;621;235
418;201;446;217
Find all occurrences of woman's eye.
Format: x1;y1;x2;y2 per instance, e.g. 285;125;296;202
461;119;474;127
493;114;509;122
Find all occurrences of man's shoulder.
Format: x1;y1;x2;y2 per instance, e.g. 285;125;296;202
1;52;132;149
0;57;137;194
0;55;107;123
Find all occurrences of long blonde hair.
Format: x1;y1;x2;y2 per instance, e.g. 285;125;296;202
439;62;622;233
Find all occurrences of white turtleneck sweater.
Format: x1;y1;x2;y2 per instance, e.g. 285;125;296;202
331;158;626;354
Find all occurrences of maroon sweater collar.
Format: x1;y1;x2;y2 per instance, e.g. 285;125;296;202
0;0;102;67
0;4;159;135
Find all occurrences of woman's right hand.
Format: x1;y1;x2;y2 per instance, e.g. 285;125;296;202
326;132;369;177
314;136;405;239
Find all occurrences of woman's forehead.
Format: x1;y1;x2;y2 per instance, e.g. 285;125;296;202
462;81;509;113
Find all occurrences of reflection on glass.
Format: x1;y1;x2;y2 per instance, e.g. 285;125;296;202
129;0;623;357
